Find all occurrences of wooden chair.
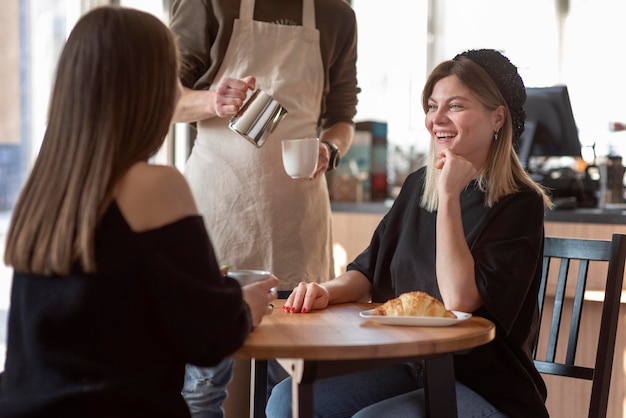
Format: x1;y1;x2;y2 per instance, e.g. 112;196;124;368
534;233;626;418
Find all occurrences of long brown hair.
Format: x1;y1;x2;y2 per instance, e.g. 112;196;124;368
420;58;551;211
4;6;180;275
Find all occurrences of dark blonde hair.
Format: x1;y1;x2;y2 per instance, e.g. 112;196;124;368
420;58;551;211
4;6;180;275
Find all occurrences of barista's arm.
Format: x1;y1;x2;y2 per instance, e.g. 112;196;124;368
310;121;354;179
320;121;354;158
172;87;217;124
172;77;256;124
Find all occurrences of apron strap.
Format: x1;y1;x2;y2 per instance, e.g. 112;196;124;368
239;0;254;21
303;0;315;29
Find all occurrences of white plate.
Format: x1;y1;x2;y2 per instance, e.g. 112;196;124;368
359;309;472;327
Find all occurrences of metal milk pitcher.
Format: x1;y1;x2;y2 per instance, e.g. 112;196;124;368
228;89;288;148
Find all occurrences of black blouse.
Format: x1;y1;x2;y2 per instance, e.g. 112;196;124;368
348;167;549;418
0;202;251;418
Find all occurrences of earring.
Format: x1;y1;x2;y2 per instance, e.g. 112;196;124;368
493;131;499;141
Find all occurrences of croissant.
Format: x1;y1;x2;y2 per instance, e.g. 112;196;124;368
372;291;456;318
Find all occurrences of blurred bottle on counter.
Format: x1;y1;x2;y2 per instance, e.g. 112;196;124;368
340;128;372;199
355;121;388;201
597;155;625;207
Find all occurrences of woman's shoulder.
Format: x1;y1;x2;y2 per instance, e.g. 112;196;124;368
114;162;199;232
513;180;548;204
404;166;427;186
495;181;547;219
386;167;426;212
315;0;357;34
316;0;356;16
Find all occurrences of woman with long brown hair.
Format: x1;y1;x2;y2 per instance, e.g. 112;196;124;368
0;6;277;417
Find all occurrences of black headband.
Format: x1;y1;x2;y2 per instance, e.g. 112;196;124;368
453;49;526;146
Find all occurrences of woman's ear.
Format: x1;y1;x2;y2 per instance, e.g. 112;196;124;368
493;105;506;131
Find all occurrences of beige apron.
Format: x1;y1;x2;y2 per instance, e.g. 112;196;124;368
184;0;333;290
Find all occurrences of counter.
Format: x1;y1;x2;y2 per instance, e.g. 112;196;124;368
331;201;626;290
331;201;626;225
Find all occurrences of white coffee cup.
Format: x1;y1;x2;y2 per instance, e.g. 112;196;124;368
281;138;320;179
226;269;272;286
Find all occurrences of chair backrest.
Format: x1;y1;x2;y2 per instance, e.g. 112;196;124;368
534;233;626;418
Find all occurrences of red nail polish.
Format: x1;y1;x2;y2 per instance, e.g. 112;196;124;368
301;307;307;313
290;307;296;312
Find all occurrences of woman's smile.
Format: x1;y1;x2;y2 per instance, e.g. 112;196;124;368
434;130;457;144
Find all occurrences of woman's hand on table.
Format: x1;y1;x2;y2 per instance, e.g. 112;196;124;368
282;282;330;313
242;275;279;328
283;271;372;313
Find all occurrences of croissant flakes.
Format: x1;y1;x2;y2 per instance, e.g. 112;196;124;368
372;291;456;318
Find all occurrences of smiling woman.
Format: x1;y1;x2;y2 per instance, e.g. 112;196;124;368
267;49;553;418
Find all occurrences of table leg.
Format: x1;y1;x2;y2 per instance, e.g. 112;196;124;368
423;354;458;418
252;359;268;418
291;359;316;418
291;378;315;418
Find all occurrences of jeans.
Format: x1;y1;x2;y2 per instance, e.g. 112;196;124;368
267;359;290;400
182;359;233;418
265;363;508;418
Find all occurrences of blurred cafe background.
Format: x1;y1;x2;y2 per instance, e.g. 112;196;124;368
2;1;626;417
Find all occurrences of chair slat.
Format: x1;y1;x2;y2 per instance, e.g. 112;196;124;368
566;259;589;365
545;258;569;362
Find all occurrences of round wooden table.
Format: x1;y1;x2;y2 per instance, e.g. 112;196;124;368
234;300;495;418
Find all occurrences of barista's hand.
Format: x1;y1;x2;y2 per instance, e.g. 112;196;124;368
214;76;256;118
435;148;477;198
242;275;279;328
308;142;332;180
